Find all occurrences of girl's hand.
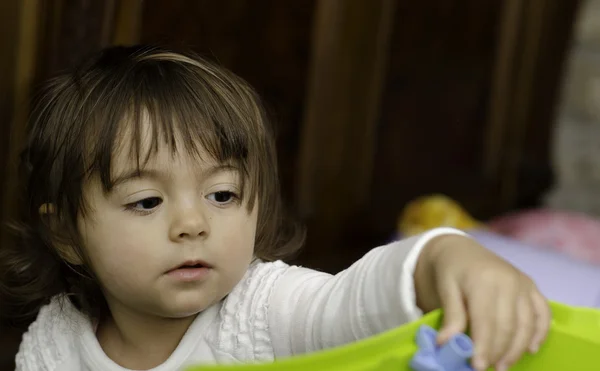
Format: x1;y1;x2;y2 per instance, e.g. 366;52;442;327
414;234;551;371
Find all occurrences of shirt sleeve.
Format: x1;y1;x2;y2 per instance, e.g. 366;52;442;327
268;227;467;358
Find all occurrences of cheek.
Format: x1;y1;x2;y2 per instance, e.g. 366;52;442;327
213;211;257;265
219;219;255;258
79;216;163;282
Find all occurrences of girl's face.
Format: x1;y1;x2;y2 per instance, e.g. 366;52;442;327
76;120;257;322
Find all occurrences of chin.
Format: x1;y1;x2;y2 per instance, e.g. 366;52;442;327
166;310;203;319
163;299;215;318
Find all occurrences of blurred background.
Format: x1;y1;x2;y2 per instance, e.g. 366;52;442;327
0;0;595;368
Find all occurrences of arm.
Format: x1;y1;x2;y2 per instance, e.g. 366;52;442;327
268;227;466;358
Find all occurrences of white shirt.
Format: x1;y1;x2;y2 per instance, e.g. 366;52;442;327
15;228;463;371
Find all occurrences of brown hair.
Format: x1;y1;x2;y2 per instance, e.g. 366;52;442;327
0;45;304;326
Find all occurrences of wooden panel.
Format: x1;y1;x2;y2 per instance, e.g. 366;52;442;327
0;1;41;368
0;1;20;230
484;0;581;209
2;0;42;228
484;0;525;181
492;0;581;208
35;0;118;81
294;0;396;271
112;0;143;45
362;1;505;253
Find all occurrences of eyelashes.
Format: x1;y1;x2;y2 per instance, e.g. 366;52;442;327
124;190;240;216
124;197;163;216
206;191;239;204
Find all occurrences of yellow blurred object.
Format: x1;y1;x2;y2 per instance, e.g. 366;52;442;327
398;194;482;236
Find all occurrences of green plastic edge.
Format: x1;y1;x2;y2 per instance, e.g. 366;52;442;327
185;301;600;371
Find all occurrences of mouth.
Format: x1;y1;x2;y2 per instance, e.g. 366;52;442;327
168;260;213;272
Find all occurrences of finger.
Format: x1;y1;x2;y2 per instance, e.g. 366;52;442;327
488;288;518;366
436;279;468;344
467;288;498;371
529;290;551;352
496;293;536;370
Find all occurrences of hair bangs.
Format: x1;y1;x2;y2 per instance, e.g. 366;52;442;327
81;52;260;208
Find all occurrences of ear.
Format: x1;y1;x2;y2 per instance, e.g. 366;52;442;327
39;203;84;265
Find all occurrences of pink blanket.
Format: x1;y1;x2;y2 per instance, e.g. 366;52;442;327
488;209;600;265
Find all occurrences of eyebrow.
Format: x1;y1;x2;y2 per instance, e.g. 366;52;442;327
111;164;238;188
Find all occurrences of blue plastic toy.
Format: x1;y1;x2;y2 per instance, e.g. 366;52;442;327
410;325;474;371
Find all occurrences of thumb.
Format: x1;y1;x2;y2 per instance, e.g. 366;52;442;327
436;279;468;344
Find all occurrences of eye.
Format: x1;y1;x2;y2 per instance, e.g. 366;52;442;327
125;197;163;215
207;191;238;205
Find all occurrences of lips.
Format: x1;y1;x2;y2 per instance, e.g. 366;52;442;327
168;260;213;272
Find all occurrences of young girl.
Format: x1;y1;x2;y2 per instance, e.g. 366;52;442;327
0;45;549;371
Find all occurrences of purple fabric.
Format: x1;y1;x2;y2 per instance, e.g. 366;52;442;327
470;230;600;308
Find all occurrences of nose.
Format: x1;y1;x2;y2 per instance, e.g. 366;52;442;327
169;204;210;241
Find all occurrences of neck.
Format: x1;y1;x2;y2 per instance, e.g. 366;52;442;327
96;302;197;370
